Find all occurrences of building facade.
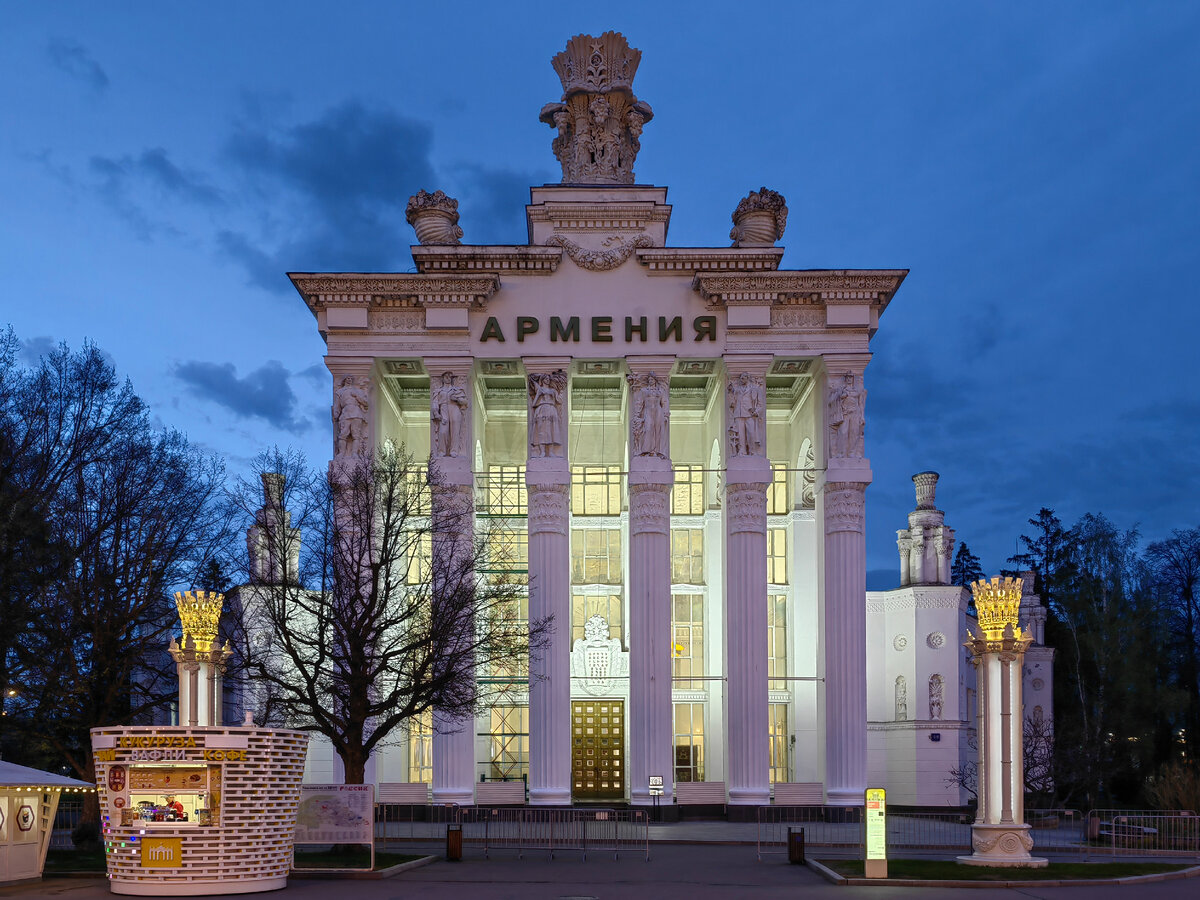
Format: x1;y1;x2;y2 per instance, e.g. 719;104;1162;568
285;32;1047;808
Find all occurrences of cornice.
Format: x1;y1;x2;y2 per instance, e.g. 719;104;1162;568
636;247;784;274
411;246;563;275
289;273;500;315
693;269;907;310
525;201;673;231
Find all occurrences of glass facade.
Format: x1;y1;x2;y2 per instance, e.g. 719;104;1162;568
672;593;705;690
673;702;705;783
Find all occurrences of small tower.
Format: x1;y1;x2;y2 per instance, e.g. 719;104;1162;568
246;473;301;585
959;577;1047;868
896;472;956;585
167;590;232;727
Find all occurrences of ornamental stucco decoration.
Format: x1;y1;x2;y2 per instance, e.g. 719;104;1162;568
527;484;569;534
927;631;947;649
545;233;655;270
725;482;768;534
823;483;866;534
892;634;908;651
540;32;654;184
405;189;463;245
629;483;671;535
730;187;788;247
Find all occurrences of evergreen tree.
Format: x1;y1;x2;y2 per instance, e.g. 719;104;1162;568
951;541;985;586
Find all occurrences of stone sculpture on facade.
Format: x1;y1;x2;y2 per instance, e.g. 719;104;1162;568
431;371;468;458
895;675;908;721
405;189;463;245
929;674;944;720
799;438;816;509
332;374;370;457
730;187;788;247
629;371;669;458
539;32;654;184
827;372;865;459
528;370;567;458
726;372;765;457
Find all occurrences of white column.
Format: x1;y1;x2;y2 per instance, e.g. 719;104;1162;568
820;356;871;806
626;362;674;805
429;360;477;805
187;657;200;727
723;357;772;806
525;360;572;805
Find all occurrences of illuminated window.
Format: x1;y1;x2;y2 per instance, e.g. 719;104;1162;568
483;464;527;515
571;529;623;584
767;461;789;514
405;533;432;585
401;464;432;515
673;702;705;783
767;527;788;584
571;593;624;646
768;703;790;784
488;705;529;781
671;528;705;585
490;593;530;684
768;592;787;691
571;465;623;515
484;519;527;583
408;708;433;784
672;464;705;515
672;593;704;690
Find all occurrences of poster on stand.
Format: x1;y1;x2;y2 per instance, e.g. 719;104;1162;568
294;784;374;845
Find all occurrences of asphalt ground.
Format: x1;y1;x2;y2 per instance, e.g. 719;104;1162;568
5;845;1200;900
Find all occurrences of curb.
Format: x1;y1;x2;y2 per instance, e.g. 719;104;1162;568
808;861;1200;888
290;855;438;880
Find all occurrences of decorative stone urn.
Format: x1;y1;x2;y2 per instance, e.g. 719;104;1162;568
405;189;463;245
730;187;788;247
913;471;939;510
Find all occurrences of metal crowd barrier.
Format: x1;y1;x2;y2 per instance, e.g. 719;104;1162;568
49;798;85;849
756;806;863;861
1085;810;1200;858
375;804;649;860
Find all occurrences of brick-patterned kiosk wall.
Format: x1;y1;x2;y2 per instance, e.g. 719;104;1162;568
91;726;309;896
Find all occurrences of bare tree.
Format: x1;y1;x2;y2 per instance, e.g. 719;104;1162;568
1145;529;1200;759
947;715;1055;807
231;446;547;784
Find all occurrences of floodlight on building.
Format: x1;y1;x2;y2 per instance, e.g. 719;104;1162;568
173;590;224;651
971;576;1024;642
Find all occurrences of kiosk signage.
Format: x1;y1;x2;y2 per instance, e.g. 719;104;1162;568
865;788;887;879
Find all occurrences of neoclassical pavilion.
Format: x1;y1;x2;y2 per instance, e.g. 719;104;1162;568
290;32;909;808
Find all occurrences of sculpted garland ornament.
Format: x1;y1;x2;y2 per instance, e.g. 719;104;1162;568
545;234;655;271
527;485;569;534
823;483;865;533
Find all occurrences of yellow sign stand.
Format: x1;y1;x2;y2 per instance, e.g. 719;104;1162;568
864;788;887;878
141;837;183;868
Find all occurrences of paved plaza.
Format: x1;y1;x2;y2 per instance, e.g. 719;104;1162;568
5;844;1198;900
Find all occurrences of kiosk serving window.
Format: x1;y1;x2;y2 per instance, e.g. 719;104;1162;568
122;764;220;826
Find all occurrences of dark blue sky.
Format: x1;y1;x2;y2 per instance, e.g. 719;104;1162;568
3;2;1198;583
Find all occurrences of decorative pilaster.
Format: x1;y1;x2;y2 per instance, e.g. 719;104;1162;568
524;361;572;805
429;359;477;804
626;362;674;805
959;577;1046;868
820;357;871;806
723;357;771;806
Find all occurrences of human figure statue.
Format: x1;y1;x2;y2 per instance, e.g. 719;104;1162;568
529;371;566;458
929;674;944;721
332;375;369;457
630;371;668;457
895;675;908;721
727;372;763;457
827;372;866;458
431;371;468;458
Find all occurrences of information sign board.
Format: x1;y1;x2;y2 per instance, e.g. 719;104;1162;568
864;787;887;878
295;784;374;846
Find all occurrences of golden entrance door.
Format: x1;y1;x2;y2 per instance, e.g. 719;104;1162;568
571;700;624;799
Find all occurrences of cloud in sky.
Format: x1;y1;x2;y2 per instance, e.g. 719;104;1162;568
46;38;109;92
220;101;437;288
89;148;222;238
19;335;56;367
174;359;310;433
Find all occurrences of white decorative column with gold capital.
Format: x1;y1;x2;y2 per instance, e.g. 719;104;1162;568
626;359;675;805
959;577;1047;867
820;356;871;806
525;359;572;805
429;358;477;805
723;356;772;806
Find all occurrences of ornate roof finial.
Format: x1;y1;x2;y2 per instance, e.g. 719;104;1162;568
730;187;788;247
406;190;463;245
539;32;654;185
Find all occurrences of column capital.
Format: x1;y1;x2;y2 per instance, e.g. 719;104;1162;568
527;482;569;534
822;481;866;534
721;353;773;378
725;481;768;534
625;354;677;376
629;481;671;535
522;355;573;374
425;356;475;378
819;352;872;377
324;356;375;379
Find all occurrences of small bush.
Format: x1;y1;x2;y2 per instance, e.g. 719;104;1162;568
1145;761;1200;813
